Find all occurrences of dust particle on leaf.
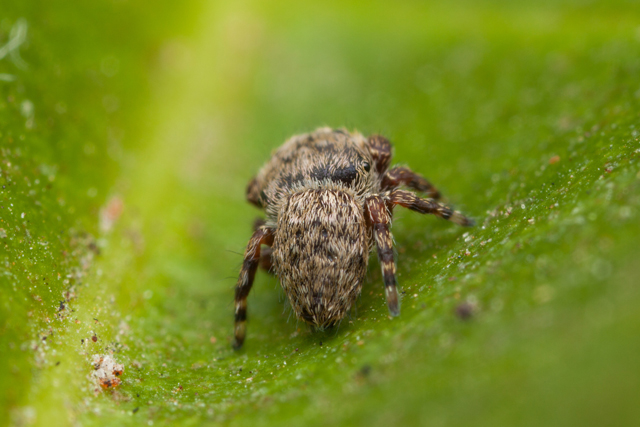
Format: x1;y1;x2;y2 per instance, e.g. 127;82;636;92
90;354;125;394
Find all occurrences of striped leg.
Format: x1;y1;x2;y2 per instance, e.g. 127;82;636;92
381;166;441;199
233;226;274;349
365;196;400;317
253;218;275;274
387;189;474;226
366;135;392;174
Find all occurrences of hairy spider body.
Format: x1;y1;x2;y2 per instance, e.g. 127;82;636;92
233;127;473;349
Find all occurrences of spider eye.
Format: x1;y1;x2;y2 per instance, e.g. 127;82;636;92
363;162;371;172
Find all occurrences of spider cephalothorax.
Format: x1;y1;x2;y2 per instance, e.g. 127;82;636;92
233;127;472;348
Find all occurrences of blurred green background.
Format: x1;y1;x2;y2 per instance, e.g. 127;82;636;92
1;0;640;426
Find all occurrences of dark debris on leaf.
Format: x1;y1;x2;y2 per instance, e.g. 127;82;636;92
455;303;475;320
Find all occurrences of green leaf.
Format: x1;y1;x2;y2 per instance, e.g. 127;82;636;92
2;1;640;426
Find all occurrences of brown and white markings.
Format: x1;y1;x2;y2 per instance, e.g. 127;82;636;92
233;127;473;349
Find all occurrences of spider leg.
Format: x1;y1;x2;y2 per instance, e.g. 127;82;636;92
246;176;263;208
387;189;474;226
366;135;392;174
365;195;400;317
381;166;441;199
259;247;274;273
233;226;275;349
252;218;275;273
252;217;266;230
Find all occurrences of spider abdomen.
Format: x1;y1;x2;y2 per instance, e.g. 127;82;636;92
273;189;369;328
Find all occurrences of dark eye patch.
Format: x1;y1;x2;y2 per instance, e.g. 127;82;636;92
332;164;358;184
311;164;358;185
363;162;371;172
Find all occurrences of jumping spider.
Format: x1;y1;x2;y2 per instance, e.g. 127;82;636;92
233;127;473;348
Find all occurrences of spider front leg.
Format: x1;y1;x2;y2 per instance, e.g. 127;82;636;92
253;218;275;274
387;189;474;226
233;226;274;349
381;166;441;199
365;195;400;317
